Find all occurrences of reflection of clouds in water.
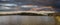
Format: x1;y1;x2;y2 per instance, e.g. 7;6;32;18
0;16;10;25
0;15;55;25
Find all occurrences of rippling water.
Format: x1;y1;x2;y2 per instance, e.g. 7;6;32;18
0;15;55;25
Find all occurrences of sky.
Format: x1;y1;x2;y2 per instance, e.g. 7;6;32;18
0;0;60;12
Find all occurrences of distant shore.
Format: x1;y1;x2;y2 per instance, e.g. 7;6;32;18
0;13;53;16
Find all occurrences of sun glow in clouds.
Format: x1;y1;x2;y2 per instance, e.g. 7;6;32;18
21;5;38;8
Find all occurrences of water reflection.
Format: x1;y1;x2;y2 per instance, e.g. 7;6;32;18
0;15;55;25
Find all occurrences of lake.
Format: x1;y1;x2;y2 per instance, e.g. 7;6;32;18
0;15;55;25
